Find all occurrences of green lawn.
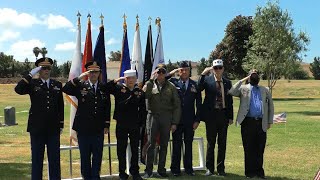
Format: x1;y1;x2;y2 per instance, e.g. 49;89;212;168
0;80;320;180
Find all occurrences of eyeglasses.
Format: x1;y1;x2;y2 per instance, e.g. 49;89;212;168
157;69;167;74
213;66;223;70
41;67;51;70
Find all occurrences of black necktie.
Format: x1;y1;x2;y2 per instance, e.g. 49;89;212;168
92;84;96;94
182;81;186;93
44;81;48;89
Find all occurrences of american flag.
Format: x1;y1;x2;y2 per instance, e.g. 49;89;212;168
273;112;287;124
314;168;320;180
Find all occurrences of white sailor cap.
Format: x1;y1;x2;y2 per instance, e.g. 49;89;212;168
123;69;137;77
212;59;223;67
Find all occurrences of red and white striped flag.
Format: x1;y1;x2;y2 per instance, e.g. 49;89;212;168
273;112;287;124
314;168;320;180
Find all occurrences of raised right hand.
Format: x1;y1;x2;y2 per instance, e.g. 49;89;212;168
29;66;42;76
79;71;90;79
201;67;213;75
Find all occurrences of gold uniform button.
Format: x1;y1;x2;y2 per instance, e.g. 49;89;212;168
95;102;97;104
47;107;49;109
47;96;49;98
95;97;97;99
47;91;49;93
47;101;50;103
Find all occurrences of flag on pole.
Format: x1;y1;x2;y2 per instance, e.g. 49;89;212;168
66;12;82;145
131;15;144;85
93;15;107;83
273;112;287;124
143;18;154;85
314;168;320;180
151;17;164;71
119;14;131;78
82;14;92;74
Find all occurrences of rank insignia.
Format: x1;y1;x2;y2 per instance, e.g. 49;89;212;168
191;85;197;93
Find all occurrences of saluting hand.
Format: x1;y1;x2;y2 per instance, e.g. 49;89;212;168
150;69;158;80
169;68;182;76
29;66;42;76
79;70;91;79
114;77;125;83
240;75;251;83
201;67;213;75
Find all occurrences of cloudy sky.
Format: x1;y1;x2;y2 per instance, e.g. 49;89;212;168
0;0;319;64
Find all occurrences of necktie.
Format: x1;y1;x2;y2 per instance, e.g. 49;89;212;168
92;84;96;94
44;81;48;89
182;81;186;93
216;81;223;109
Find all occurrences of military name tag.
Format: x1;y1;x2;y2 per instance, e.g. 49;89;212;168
53;86;60;90
34;86;41;91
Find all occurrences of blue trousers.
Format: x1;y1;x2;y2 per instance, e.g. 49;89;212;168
30;133;61;180
77;132;104;180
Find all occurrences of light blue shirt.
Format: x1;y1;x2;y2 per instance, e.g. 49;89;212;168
180;79;189;90
247;85;263;118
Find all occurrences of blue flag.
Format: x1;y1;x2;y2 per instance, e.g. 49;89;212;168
119;28;131;78
93;26;107;83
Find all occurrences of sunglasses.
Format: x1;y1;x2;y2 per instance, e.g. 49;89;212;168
213;66;223;70
157;69;167;74
41;67;51;70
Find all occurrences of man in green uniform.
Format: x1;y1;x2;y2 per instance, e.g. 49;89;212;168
143;64;181;178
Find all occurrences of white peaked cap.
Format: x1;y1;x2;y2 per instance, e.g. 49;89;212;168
124;69;137;77
212;59;223;67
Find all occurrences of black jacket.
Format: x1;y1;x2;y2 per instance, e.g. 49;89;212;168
62;78;111;135
169;77;202;126
107;80;146;128
198;74;233;122
15;75;64;135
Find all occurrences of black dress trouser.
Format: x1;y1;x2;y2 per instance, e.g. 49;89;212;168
241;117;267;177
205;109;228;173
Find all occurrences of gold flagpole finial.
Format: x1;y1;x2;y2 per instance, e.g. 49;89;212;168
87;13;91;23
135;14;139;31
148;16;152;25
77;11;81;25
122;13;127;30
100;13;104;26
155;17;161;27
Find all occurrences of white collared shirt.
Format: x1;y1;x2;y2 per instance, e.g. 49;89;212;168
41;78;50;88
89;80;98;93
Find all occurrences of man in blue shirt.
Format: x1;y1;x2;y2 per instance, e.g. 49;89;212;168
229;69;274;179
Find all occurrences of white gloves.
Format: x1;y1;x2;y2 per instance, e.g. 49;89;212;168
29;66;42;76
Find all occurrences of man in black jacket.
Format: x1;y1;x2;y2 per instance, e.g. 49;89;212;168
167;61;202;176
198;59;234;176
15;57;64;180
107;69;145;180
62;61;110;180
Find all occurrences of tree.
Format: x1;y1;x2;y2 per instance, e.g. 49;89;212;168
33;47;41;59
50;59;61;77
310;57;320;80
244;1;309;94
166;59;178;72
40;47;48;58
0;52;14;77
108;50;121;61
210;15;253;79
60;61;71;78
197;57;208;75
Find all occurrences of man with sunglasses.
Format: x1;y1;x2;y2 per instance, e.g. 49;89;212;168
166;61;202;176
228;69;274;179
143;64;181;178
15;57;64;180
62;61;111;180
198;59;233;177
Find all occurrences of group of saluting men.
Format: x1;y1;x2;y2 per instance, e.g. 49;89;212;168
15;57;274;180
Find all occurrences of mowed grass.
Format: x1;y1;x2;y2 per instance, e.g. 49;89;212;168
0;80;320;180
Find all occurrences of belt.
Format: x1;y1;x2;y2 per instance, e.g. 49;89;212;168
245;117;262;121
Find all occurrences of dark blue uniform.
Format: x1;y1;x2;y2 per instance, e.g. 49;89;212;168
62;78;111;180
15;74;64;180
198;74;233;174
169;77;202;174
107;80;146;179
